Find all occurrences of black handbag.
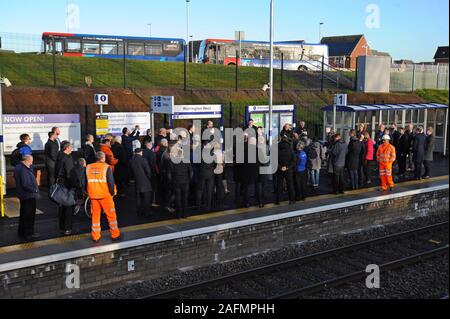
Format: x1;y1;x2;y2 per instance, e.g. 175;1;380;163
49;180;77;207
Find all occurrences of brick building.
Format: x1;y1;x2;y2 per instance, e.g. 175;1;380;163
434;46;449;64
321;34;372;70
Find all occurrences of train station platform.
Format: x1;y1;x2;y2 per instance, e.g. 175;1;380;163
0;176;448;299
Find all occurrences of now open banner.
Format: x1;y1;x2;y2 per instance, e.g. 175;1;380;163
2;114;81;154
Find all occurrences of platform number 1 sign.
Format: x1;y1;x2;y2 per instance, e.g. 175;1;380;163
334;94;348;107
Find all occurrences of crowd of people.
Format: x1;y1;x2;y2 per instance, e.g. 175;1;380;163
11;119;437;243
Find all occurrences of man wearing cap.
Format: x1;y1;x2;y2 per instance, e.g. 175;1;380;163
376;135;397;192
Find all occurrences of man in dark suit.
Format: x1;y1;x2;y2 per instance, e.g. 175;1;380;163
423;127;436;179
413;127;427;180
14;155;40;241
129;148;153;216
44;131;59;187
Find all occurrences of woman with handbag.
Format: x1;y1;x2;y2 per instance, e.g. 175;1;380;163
55;141;76;236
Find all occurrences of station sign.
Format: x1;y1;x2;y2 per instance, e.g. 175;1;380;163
94;94;109;105
96;115;109;137
334;94;348;107
96;112;151;136
172;105;222;120
151;96;174;114
248;105;295;113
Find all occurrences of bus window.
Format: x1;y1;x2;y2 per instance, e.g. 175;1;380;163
145;44;163;56
163;43;180;52
101;42;118;55
65;40;81;53
128;43;145;56
83;41;100;54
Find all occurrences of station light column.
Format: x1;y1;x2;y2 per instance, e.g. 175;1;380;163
269;0;274;146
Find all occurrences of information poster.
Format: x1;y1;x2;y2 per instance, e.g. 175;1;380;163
96;112;151;136
2;114;81;154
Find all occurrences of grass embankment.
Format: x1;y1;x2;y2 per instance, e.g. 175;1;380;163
416;89;449;105
0;51;307;89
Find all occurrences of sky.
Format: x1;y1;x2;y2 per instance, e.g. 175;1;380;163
0;0;448;62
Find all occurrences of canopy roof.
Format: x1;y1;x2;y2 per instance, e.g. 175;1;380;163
322;103;448;113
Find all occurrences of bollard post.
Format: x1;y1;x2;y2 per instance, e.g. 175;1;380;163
123;49;127;89
51;36;56;88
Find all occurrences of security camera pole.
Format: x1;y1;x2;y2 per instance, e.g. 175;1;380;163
269;0;274;146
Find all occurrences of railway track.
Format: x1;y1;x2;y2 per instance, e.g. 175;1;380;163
140;221;449;299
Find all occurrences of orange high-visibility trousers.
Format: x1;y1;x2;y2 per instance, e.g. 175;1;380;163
91;196;120;241
379;162;394;191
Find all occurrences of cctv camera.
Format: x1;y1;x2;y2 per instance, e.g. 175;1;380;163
1;77;12;88
262;83;270;92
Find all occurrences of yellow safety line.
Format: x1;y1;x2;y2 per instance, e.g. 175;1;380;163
0;175;448;254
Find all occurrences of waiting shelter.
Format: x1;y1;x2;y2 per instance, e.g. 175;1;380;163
321;103;449;154
246;105;297;138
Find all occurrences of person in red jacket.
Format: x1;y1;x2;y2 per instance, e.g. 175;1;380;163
363;131;375;185
99;137;119;173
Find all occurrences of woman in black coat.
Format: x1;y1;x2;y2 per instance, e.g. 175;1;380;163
55;142;75;235
240;138;259;208
347;134;365;190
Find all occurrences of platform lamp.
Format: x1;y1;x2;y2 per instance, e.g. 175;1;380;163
0;76;12;196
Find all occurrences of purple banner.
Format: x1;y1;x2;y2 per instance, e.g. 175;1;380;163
2;114;80;125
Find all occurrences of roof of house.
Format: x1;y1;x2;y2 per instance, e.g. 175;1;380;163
320;34;364;56
371;50;391;57
394;59;415;65
434;46;449;60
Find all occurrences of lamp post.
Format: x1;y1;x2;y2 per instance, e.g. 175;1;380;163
189;35;194;63
186;0;190;53
0;77;12;196
319;22;324;43
147;23;152;37
269;0;274;146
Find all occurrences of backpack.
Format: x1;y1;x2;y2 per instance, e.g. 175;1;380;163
308;144;318;160
11;148;22;167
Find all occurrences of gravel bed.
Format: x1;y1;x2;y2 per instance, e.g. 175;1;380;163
72;213;449;299
304;255;449;299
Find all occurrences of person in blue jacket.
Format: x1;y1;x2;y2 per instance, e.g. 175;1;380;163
14;154;40;241
294;142;308;202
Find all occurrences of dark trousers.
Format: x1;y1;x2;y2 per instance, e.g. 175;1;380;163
241;183;255;206
424;160;432;177
276;170;295;203
256;175;268;205
46;164;56;188
398;155;407;175
136;191;152;216
294;171;308;201
174;183;190;218
414;161;423;179
333;166;346;194
349;170;359;190
196;176;214;210
18;198;36;237
214;174;225;207
58;205;74;232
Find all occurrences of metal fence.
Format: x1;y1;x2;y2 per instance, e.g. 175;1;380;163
0;32;42;53
390;63;449;92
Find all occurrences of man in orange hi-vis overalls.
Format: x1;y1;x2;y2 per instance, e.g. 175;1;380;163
377;135;397;192
86;151;121;243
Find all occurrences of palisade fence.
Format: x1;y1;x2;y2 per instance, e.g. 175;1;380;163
390;63;449;92
0;33;353;91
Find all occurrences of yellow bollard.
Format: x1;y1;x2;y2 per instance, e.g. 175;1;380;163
0;175;4;218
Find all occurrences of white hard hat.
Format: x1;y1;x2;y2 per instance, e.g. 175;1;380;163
382;135;391;141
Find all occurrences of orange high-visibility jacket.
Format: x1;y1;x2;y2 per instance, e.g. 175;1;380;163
99;144;119;170
86;162;116;200
376;143;397;164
